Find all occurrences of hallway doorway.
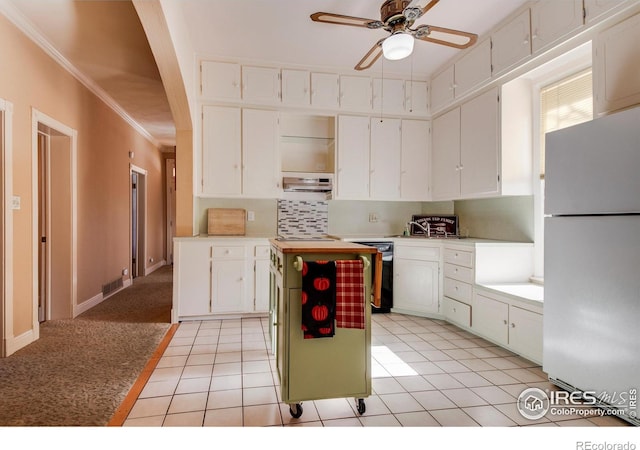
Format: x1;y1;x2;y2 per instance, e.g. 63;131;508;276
130;165;147;279
33;110;77;325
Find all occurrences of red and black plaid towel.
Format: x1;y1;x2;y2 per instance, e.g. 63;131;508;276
335;259;365;330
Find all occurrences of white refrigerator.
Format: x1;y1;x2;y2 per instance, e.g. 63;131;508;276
544;105;640;426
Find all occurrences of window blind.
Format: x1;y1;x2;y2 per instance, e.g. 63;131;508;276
540;69;593;177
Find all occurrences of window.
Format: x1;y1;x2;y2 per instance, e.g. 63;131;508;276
534;68;593;281
539;69;593;179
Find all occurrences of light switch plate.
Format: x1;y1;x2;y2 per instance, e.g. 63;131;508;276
12;196;20;210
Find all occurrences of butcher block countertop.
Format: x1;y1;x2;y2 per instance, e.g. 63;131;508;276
269;238;377;254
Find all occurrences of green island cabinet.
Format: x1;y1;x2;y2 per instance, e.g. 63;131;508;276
269;239;377;418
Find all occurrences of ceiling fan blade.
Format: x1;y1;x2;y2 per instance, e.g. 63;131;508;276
310;12;383;29
354;39;385;71
413;24;478;49
404;0;440;22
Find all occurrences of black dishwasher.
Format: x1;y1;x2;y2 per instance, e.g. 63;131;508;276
355;241;393;313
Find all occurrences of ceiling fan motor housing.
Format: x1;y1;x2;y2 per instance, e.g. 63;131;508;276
381;0;412;25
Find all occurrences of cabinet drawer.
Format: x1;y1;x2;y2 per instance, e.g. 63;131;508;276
212;246;245;259
444;248;473;268
444;262;474;283
254;245;270;258
444;277;472;303
443;297;471;328
394;244;440;261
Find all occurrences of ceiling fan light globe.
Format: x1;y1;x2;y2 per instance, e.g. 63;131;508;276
382;32;414;60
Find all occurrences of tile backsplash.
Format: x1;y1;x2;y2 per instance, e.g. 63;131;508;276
277;200;328;236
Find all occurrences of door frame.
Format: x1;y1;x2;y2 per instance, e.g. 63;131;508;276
130;164;147;278
1;99;13;357
31;109;77;333
165;158;176;265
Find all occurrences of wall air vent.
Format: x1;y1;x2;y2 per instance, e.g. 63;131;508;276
102;277;124;298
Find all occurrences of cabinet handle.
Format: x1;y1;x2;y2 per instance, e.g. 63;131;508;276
453;307;457;313
503;319;507;325
524;34;530;45
511;323;516;328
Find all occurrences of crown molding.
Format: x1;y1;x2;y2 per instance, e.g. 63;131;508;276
0;1;160;148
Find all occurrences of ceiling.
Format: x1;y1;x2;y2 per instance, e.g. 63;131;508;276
2;0;529;148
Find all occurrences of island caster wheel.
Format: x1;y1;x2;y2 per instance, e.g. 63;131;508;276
357;398;366;415
289;403;303;418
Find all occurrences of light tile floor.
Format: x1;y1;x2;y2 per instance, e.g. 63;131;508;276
123;313;630;427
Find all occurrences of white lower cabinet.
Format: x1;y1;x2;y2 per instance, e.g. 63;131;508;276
472;289;543;364
442;245;474;327
392;242;440;316
211;245;247;314
172;239;270;322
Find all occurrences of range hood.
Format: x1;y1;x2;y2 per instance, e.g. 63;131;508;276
282;174;333;200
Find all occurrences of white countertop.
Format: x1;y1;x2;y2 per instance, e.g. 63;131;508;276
478;282;544;303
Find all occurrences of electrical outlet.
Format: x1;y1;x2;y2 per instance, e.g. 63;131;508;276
368;212;379;223
247;211;255;221
122;268;129;276
12;196;20;210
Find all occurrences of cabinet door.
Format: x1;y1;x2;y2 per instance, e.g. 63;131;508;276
370;118;401;200
242;66;280;103
254;258;270;313
201;61;241;100
393;258;440;315
430;65;455;113
473;292;509;346
400;119;429;200
531;0;584;54
491;9;532;76
212;259;247;313
373;78;406;115
509;306;543;363
585;0;626;24
405;80;429;115
311;72;339;109
175;241;211;317
281;69;310;106
340;75;372;111
336;115;370;199
460;88;499;198
594;12;640;115
454;39;492;98
431;107;461;200
242;109;280;197
202;106;242;196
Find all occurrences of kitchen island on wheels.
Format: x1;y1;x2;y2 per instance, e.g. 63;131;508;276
269;238;377;418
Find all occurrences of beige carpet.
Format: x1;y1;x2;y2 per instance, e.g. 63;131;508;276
0;266;173;426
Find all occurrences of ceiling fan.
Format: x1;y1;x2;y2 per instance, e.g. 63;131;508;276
310;0;478;71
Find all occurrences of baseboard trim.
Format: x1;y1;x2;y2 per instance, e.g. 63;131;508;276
74;277;132;317
5;328;36;357
144;259;167;276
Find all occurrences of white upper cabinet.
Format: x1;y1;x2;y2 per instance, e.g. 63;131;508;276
400;119;430;200
430;66;455;114
373;78;406;115
336;115;370;199
584;0;626;25
454;39;492;98
201;61;241;100
530;0;584;54
311;72;340;109
242;66;281;104
460;88;500;198
339;75;372;112
281;69;310;106
201;106;242;196
431;84;531;201
594;11;640;115
491;9;532;76
405;80;429;116
370;118;401;200
431;107;461;200
242;109;280;198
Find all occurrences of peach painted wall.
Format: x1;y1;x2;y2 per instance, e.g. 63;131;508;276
0;15;166;342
